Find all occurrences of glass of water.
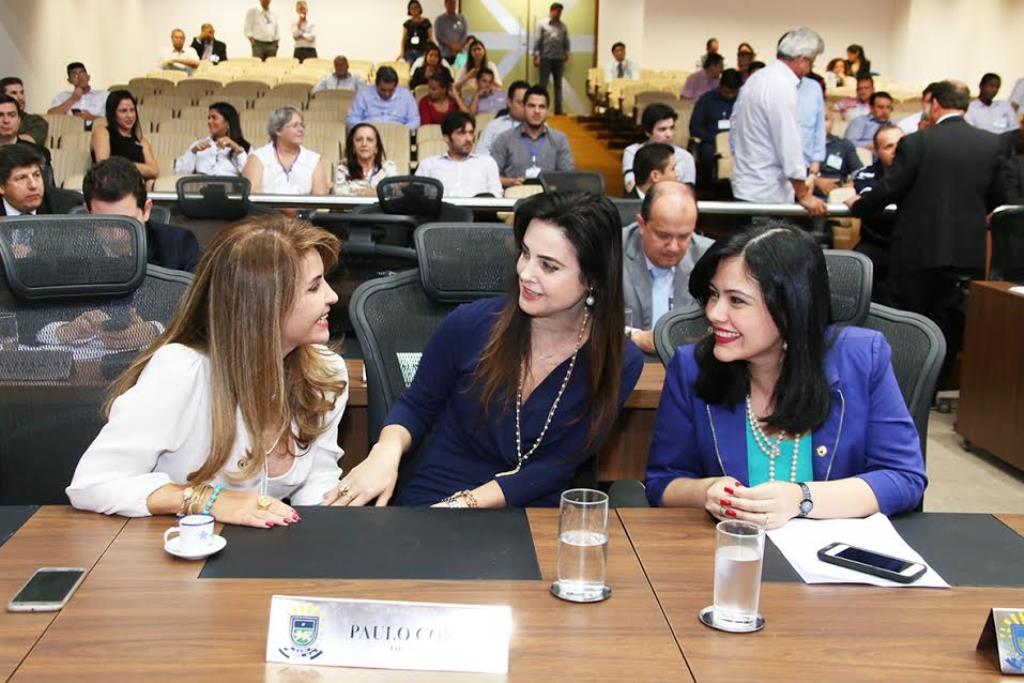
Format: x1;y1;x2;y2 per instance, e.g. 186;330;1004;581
550;488;611;603
0;313;18;351
702;519;766;632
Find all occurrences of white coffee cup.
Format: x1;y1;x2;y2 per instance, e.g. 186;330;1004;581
164;514;215;554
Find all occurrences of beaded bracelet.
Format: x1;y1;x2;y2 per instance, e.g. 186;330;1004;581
202;484;225;515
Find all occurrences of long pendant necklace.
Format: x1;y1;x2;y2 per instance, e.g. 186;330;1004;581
496;309;590;478
745;394;800;483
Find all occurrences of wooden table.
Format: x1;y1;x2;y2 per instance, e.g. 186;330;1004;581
618;508;1024;683
7;507;688;682
340;360;666;482
958;281;1024;472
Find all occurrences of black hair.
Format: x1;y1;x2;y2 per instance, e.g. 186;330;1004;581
931;80;971;111
343;123;386;181
375;66;399;86
749;61;766;73
550;2;564;10
524;84;549;106
720;69;743;91
441;110;475;137
407;0;422;14
66;62;86;77
922;82;938;97
0;144;44;185
869;91;892;106
83;157;147;211
611;42;625;52
632;142;674;188
427;69;453;88
477;67;495;82
104;90;142;141
706;37;718;50
0;77;23;94
506;79;529;100
856;74;874;85
872;123;901;149
979;72;1001;88
208;102;250;154
689;222;834;434
703;53;724;69
737;42;755;56
640;103;677;135
0;94;19;113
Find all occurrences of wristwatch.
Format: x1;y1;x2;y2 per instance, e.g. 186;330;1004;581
624;326;636;340
796;482;813;518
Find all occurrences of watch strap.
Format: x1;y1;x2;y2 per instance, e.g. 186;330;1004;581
797;481;813;518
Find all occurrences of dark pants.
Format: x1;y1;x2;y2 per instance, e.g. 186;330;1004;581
251;40;279;60
696;140;716;185
293;47;318;62
853;238;891;304
889;266;981;387
539;57;565;114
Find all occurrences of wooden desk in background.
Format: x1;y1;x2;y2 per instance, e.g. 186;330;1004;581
957;281;1024;472
8;507;688;682
619;508;1024;683
341;360;665;482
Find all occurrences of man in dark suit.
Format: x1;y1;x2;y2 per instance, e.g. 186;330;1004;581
0;144;82;218
848;80;1005;383
191;23;229;64
83;157;201;272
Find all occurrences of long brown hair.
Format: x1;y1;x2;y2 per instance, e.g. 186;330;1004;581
105;216;345;484
474;192;626;448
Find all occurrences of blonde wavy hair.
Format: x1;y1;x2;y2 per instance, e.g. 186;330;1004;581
106;216;345;484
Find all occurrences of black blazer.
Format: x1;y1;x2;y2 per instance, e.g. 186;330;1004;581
851;116;1005;273
147;221;201;273
191;38;228;63
0;186;83;216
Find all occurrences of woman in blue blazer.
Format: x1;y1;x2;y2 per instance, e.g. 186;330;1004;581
645;223;926;526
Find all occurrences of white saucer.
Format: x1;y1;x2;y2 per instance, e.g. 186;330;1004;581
164;534;227;560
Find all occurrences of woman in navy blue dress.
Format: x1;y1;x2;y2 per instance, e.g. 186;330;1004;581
335;192;644;508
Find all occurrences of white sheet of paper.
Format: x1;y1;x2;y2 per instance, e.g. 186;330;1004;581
1009;286;1024;296
766;513;949;588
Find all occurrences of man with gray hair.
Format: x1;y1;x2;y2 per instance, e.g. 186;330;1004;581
729;27;827;216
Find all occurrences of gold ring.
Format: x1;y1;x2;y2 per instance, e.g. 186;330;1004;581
257;495;273;511
338;483;351;496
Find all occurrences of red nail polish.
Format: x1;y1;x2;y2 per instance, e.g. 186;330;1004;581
734;481;741;487
719;499;731;506
725;509;737;517
724;487;734;495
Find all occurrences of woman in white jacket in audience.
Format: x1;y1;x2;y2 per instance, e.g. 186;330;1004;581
67;216;353;527
173;102;250;177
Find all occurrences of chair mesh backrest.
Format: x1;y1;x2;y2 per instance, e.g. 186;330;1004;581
609;197;642;227
0;216;193;504
654;305;710;367
824;249;872;325
70;204;172;225
415;224;515;302
176;175;252;220
539;171;606;195
862;303;945;463
377;176;444;219
990;207;1024;282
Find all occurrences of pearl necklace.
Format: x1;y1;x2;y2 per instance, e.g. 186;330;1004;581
496;308;590;478
745;394;800;483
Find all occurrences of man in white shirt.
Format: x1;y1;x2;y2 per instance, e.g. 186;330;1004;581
965;73;1018;135
416;111;502;197
244;0;279;61
46;62;108;121
312;56;363;94
897;83;936;135
621;103;696;192
605;42;637;81
161;29;200;75
729;27;827;215
477;80;529;157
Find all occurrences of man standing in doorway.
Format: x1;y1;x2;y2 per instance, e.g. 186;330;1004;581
533;3;570;115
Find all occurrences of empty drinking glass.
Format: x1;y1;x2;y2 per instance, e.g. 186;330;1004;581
701;519;766;632
551;488;611;603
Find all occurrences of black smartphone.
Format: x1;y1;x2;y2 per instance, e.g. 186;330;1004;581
817;542;927;583
6;567;86;612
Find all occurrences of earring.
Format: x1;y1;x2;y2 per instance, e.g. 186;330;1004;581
782;341;788;352
585;289;596;307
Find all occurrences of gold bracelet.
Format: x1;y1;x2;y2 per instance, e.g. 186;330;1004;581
178;486;195;516
457;490;479;508
186;484;211;516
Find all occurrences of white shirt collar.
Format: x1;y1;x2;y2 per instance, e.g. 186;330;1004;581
3;198;35;216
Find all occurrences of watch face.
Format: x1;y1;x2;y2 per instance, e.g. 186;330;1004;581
800;500;813;515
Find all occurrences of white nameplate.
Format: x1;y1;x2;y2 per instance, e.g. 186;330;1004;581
266;595;512;674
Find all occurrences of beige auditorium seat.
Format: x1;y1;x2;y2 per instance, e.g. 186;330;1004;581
416;139;447;161
223;80;272;102
174;78;223;105
413;85;429;101
44;115;87;148
303;108;347;122
499;184;544;223
855;147;873;167
128;77;171;98
146;70;189;84
265;83;313;106
828;187;861;250
158;118;207;137
50;147;92;189
715;131;733;181
148;133;195;179
417;124;442;143
372;122;412;175
475;112;496;139
265;57;299;69
302;135;340;170
308;89;356;112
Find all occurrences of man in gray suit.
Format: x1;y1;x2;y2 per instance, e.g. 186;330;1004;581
622;181;713;353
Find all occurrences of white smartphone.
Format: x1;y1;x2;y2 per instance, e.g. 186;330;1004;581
6;567;87;612
818;543;927;583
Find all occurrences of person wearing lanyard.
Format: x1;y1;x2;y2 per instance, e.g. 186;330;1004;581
242;106;329;197
491;85;575;188
244;0;280;61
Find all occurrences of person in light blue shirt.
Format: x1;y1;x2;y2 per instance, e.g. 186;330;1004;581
346;66;421;131
797;74;826;169
844;91;894;150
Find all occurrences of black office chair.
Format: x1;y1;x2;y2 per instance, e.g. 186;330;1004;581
539;171;606;196
609;197;642;227
71;204;173;225
175;175;259;220
990;206;1024;282
0;215;193;504
353;176;474;229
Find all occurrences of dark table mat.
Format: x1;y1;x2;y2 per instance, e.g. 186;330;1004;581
201;507;542;581
0;506;38;548
764;512;1024;587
